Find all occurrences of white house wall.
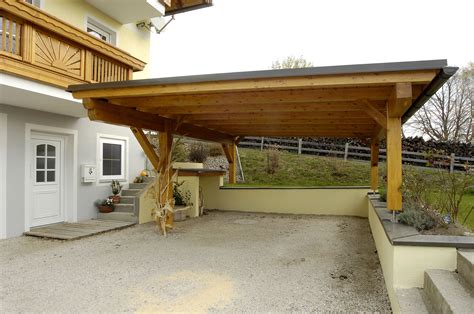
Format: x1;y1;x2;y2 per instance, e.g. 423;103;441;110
0;104;146;238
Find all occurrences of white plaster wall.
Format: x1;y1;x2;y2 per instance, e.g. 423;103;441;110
0;104;145;238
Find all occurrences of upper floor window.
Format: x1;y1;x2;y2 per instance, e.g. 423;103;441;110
24;0;41;8
87;18;117;45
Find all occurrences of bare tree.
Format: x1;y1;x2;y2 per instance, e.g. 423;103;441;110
272;55;313;69
408;64;473;143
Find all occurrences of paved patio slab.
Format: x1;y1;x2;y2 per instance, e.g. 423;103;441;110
24;219;136;240
1;211;391;312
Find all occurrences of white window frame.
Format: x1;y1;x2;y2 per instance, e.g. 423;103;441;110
24;0;42;8
97;134;128;182
86;17;117;45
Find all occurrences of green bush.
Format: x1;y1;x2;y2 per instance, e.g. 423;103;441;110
398;208;436;231
209;144;223;157
189;143;209;163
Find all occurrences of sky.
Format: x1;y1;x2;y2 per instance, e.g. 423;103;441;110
150;0;474;78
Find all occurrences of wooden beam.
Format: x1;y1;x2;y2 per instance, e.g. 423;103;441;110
83;99;235;144
109;87;392;108
361;99;387;129
222;143;237;184
387;82;413;117
71;70;437;99
370;137;380;191
130;127;160;171
136;101;387;115
182;111;373;122
385;83;412;211
195;119;377;126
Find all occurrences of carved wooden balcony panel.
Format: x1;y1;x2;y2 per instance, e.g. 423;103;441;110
0;1;145;89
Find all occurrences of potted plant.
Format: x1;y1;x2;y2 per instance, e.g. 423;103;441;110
96;199;115;213
110;180;122;204
173;181;192;222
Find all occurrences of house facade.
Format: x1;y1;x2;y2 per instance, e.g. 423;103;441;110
0;0;212;238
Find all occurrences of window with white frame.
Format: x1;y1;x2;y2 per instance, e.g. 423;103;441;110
87;18;116;45
98;135;127;181
24;0;41;8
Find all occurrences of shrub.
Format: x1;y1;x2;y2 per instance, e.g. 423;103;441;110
209;144;223;157
398;208;436;231
265;147;280;175
172;139;188;162
378;188;387;202
189;143;209;163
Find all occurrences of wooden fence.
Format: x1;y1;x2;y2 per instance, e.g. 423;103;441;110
239;137;474;173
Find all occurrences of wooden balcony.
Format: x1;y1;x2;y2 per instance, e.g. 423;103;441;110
0;0;145;89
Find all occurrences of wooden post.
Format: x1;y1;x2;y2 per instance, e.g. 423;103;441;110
344;143;349;161
130;127;159;171
298;138;302;155
260;137;264;150
222;143;237;184
370;137;380;192
386;83;412;211
159;123;173;226
450;153;455;173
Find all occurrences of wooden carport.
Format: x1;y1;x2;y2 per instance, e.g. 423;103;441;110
68;60;457;216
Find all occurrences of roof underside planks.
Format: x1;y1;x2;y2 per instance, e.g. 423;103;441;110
68;60;457;143
159;0;213;15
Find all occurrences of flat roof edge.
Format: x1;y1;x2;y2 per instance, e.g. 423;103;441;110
67;59;448;92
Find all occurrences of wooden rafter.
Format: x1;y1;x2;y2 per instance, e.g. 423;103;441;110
360;99;387;129
71;70;436;99
130;127;160;171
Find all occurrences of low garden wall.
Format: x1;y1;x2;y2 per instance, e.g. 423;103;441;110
367;195;473;313
200;176;370;217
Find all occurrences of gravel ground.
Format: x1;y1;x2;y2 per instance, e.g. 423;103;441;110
0;211;391;312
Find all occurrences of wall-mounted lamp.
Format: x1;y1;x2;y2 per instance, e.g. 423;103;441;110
136;15;175;34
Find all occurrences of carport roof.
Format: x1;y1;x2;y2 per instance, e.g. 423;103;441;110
68;60;457;143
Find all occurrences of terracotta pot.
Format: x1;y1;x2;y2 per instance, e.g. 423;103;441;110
98;205;114;213
110;195;121;204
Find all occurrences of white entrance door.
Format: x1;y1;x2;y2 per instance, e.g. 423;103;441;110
30;134;65;227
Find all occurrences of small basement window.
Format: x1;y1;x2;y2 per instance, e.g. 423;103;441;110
98;135;128;181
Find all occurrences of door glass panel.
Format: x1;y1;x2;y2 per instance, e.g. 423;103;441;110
36;158;45;169
36;144;45;156
36;171;45;182
47;145;56;157
47;158;55;169
47;171;55;182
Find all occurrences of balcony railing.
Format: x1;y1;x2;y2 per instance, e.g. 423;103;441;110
0;1;145;88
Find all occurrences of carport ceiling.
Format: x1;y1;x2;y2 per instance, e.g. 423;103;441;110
68;60;457;143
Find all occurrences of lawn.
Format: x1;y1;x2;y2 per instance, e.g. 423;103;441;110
233;148;474;231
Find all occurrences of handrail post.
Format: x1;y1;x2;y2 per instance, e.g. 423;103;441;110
450;153;455;173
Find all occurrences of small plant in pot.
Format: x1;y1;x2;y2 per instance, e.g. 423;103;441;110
95;198;115;213
110;180;122;204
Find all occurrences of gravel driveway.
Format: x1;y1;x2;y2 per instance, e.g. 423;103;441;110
0;211;390;312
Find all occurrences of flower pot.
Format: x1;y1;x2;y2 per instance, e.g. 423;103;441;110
98;205;114;213
110;195;121;204
173;205;190;222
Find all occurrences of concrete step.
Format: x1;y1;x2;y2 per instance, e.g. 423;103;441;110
457;250;474;288
122;189;141;196
114;204;134;213
142;176;155;183
424;269;473;314
97;212;137;223
396;288;429;314
129;182;149;189
119;196;135;204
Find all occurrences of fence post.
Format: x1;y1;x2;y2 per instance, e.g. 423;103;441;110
298;138;302;155
260;137;264;150
344;143;349;161
450;153;455;173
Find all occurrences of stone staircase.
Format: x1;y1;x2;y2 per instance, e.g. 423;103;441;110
396;250;473;313
97;177;153;223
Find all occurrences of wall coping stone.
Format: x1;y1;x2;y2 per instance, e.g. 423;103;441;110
368;194;474;249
